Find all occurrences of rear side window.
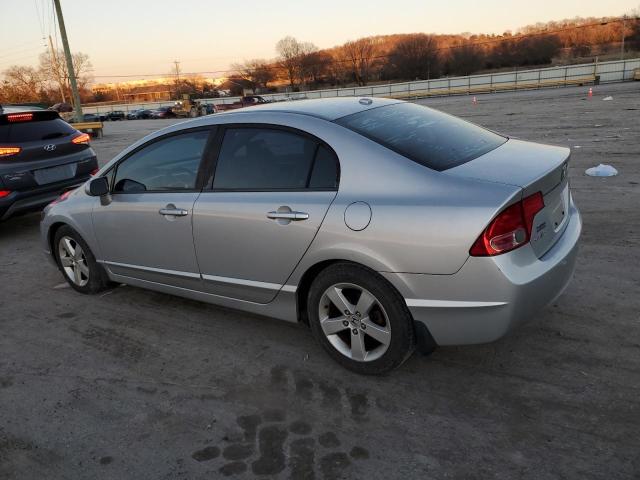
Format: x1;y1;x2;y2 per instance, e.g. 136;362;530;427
113;130;209;192
335;102;506;171
309;145;339;189
213;128;336;190
0;118;76;143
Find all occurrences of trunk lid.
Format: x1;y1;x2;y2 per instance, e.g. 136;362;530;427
445;138;572;258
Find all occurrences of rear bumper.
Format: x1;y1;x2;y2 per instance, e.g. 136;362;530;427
0;154;97;221
382;200;581;345
0;175;90;221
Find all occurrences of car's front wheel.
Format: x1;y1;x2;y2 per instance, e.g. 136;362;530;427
54;226;111;294
307;263;415;374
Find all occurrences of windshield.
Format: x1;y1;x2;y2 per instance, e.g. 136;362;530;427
335;102;507;171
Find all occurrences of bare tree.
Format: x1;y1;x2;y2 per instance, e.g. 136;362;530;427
343;37;379;86
0;66;45;103
276;36;303;87
232;59;275;90
302;51;332;86
296;41;319;85
38;49;93;103
446;42;484;76
387;34;440;80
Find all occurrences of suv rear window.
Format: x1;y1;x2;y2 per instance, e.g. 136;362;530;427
0;118;76;143
335;102;506;171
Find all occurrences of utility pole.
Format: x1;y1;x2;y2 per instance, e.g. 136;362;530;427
620;16;627;60
48;35;66;103
173;60;181;99
53;0;83;121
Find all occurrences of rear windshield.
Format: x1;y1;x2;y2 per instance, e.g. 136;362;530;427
0;118;76;143
335;102;506;171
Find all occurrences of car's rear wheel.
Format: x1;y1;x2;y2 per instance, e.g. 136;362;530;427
54;226;111;294
307;263;415;374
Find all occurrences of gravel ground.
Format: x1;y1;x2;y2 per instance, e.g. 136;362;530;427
0;82;639;480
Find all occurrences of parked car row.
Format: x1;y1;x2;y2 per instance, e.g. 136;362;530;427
90;98;259;121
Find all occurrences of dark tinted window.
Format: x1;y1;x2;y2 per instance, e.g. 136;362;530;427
113;130;209;192
335;102;506;171
213;128;318;190
309;145;339;189
0;118;76;143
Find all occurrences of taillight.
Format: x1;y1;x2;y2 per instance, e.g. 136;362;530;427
72;132;91;145
90;167;99;176
0;190;11;198
0;146;21;157
470;192;545;256
7;113;33;122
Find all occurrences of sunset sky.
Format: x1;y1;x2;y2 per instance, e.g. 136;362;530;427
0;0;637;81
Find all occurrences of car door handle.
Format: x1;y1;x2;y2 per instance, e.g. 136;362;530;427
267;211;309;221
159;206;189;216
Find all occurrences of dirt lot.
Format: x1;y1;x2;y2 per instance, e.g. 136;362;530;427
1;82;639;480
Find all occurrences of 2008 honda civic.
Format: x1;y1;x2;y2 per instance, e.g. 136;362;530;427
40;97;581;374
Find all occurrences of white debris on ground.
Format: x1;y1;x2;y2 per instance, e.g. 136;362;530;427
603;96;613;101
585;164;618;177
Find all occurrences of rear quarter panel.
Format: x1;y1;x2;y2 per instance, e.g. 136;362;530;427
282;120;523;278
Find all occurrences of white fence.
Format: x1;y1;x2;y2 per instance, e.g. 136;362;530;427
84;58;640;114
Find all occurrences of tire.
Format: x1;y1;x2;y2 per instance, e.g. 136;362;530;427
307;262;415;375
53;225;111;294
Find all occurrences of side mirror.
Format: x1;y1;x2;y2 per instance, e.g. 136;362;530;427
86;176;109;196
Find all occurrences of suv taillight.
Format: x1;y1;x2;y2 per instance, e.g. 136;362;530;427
0;146;21;157
470;192;544;256
72;132;90;144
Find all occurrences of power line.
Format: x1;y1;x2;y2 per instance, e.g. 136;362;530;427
0;45;46;60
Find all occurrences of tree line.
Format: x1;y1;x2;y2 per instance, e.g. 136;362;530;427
227;15;640;93
1;14;639;104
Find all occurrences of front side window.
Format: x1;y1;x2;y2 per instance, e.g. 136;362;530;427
213;128;336;190
113;130;209;192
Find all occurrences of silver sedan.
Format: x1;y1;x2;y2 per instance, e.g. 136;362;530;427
40;97;581;374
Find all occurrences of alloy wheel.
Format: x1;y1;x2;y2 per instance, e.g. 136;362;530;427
58;236;90;287
318;283;391;362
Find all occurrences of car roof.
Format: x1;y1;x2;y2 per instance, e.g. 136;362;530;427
229;96;404;121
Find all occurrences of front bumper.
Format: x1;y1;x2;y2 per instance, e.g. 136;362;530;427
382;201;582;346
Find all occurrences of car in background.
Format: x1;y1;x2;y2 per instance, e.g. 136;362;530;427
134;109;155;120
40;97;581;374
68;113;101;123
106;111;125;121
83;113;101;122
151;106;175;119
216;95;269;112
126;110;141;120
0;105;98;221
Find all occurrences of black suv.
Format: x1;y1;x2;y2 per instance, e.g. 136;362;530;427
106;110;125;121
0;107;98;221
